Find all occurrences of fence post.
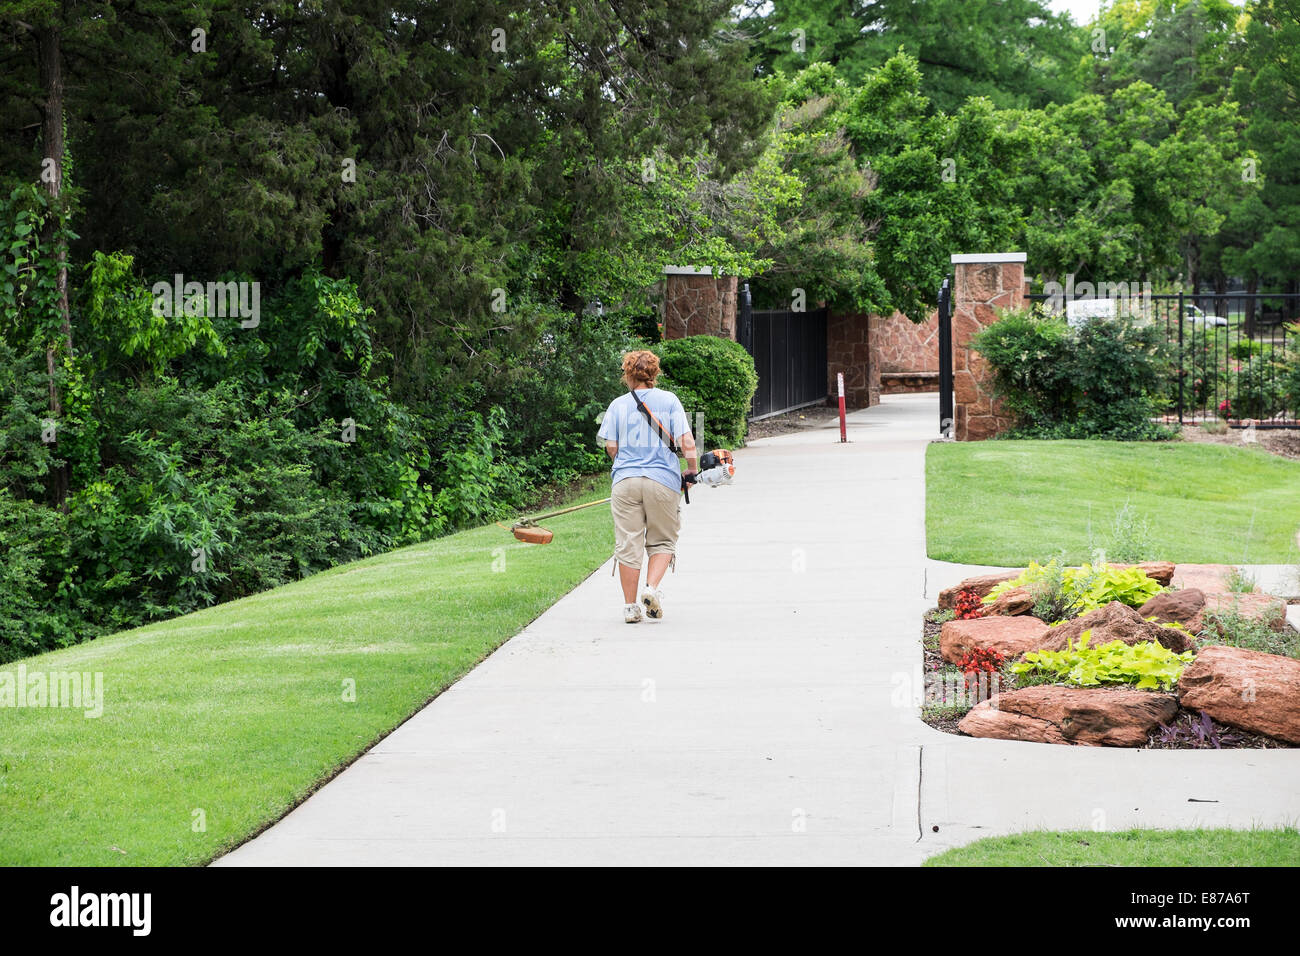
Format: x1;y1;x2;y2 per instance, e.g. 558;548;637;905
1177;290;1184;423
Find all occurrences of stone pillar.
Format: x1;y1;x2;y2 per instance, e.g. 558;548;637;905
661;267;738;340
951;253;1025;441
826;311;878;409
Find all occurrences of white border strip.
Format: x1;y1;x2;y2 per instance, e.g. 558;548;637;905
950;253;1027;264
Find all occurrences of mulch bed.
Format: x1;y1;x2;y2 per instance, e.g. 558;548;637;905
922;712;966;734
1145;708;1288;750
745;403;842;441
1179;424;1300;461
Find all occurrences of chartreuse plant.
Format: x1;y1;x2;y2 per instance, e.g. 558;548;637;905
1069;564;1164;614
1011;632;1193;691
984;561;1163;621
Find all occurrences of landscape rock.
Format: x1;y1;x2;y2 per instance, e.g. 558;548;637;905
982;586;1035;617
1037;601;1193;654
1171;564;1235;594
938;572;1018;609
958;685;1179;746
940;615;1049;664
1114;561;1175;586
1138;588;1206;628
1198;592;1288;633
1177;645;1300;744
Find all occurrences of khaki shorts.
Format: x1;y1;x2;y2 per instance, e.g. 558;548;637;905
611;476;681;569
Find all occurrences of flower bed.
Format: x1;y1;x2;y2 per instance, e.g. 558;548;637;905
920;561;1299;748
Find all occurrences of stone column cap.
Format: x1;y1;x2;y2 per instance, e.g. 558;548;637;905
663;265;720;275
950;252;1027;264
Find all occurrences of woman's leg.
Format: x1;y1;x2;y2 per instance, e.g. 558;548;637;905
645;552;673;589
611;479;648;605
643;481;682;589
618;562;640;604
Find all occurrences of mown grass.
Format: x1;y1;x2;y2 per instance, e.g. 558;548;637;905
924;828;1300;866
927;440;1300;565
0;479;614;866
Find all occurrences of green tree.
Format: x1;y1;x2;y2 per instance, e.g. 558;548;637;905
1086;0;1246;109
840;54;1030;319
744;0;1085;112
1231;0;1300;293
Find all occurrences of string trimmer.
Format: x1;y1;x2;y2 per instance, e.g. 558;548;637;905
505;449;736;544
507;498;611;544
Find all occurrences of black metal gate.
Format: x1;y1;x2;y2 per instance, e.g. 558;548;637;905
937;275;953;436
737;283;828;419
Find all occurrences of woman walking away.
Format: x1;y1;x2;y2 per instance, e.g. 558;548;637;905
596;350;698;623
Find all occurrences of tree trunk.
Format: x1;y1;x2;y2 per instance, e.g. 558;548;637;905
37;23;72;510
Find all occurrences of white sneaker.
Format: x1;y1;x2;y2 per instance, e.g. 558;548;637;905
640;586;664;620
623;603;643;624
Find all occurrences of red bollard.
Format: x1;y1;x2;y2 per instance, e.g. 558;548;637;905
837;372;847;443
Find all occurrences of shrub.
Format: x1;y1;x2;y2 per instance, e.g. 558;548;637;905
0;492;75;662
1284;350;1300;414
1229;339;1268;361
967;308;1073;423
431;405;527;531
1225;358;1287;420
654;335;759;450
972;308;1173;440
1011;633;1193;690
496;308;640;492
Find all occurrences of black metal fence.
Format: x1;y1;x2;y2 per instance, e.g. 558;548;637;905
737;284;828;419
1025;291;1300;427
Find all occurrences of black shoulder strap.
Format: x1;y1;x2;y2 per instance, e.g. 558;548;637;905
630;388;681;455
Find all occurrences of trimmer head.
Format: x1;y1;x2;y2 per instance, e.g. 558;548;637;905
503;494;612;544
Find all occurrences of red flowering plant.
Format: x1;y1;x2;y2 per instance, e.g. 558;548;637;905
952;589;985;620
958;646;1004;674
1218;398;1231;417
957;646;1005;698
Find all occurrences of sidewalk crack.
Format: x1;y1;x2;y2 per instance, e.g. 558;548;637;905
915;745;924;842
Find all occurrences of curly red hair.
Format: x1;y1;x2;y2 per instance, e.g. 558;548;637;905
621;349;660;389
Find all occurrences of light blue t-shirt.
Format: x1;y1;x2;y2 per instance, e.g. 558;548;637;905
597;388;690;494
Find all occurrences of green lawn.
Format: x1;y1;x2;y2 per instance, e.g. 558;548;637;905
0;479;614;866
925;828;1300;866
927;440;1300;565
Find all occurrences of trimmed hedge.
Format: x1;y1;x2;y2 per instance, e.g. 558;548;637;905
654;336;758;450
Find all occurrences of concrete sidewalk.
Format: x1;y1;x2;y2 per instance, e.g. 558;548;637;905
215;393;1300;866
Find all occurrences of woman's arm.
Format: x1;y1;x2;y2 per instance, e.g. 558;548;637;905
679;430;698;473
